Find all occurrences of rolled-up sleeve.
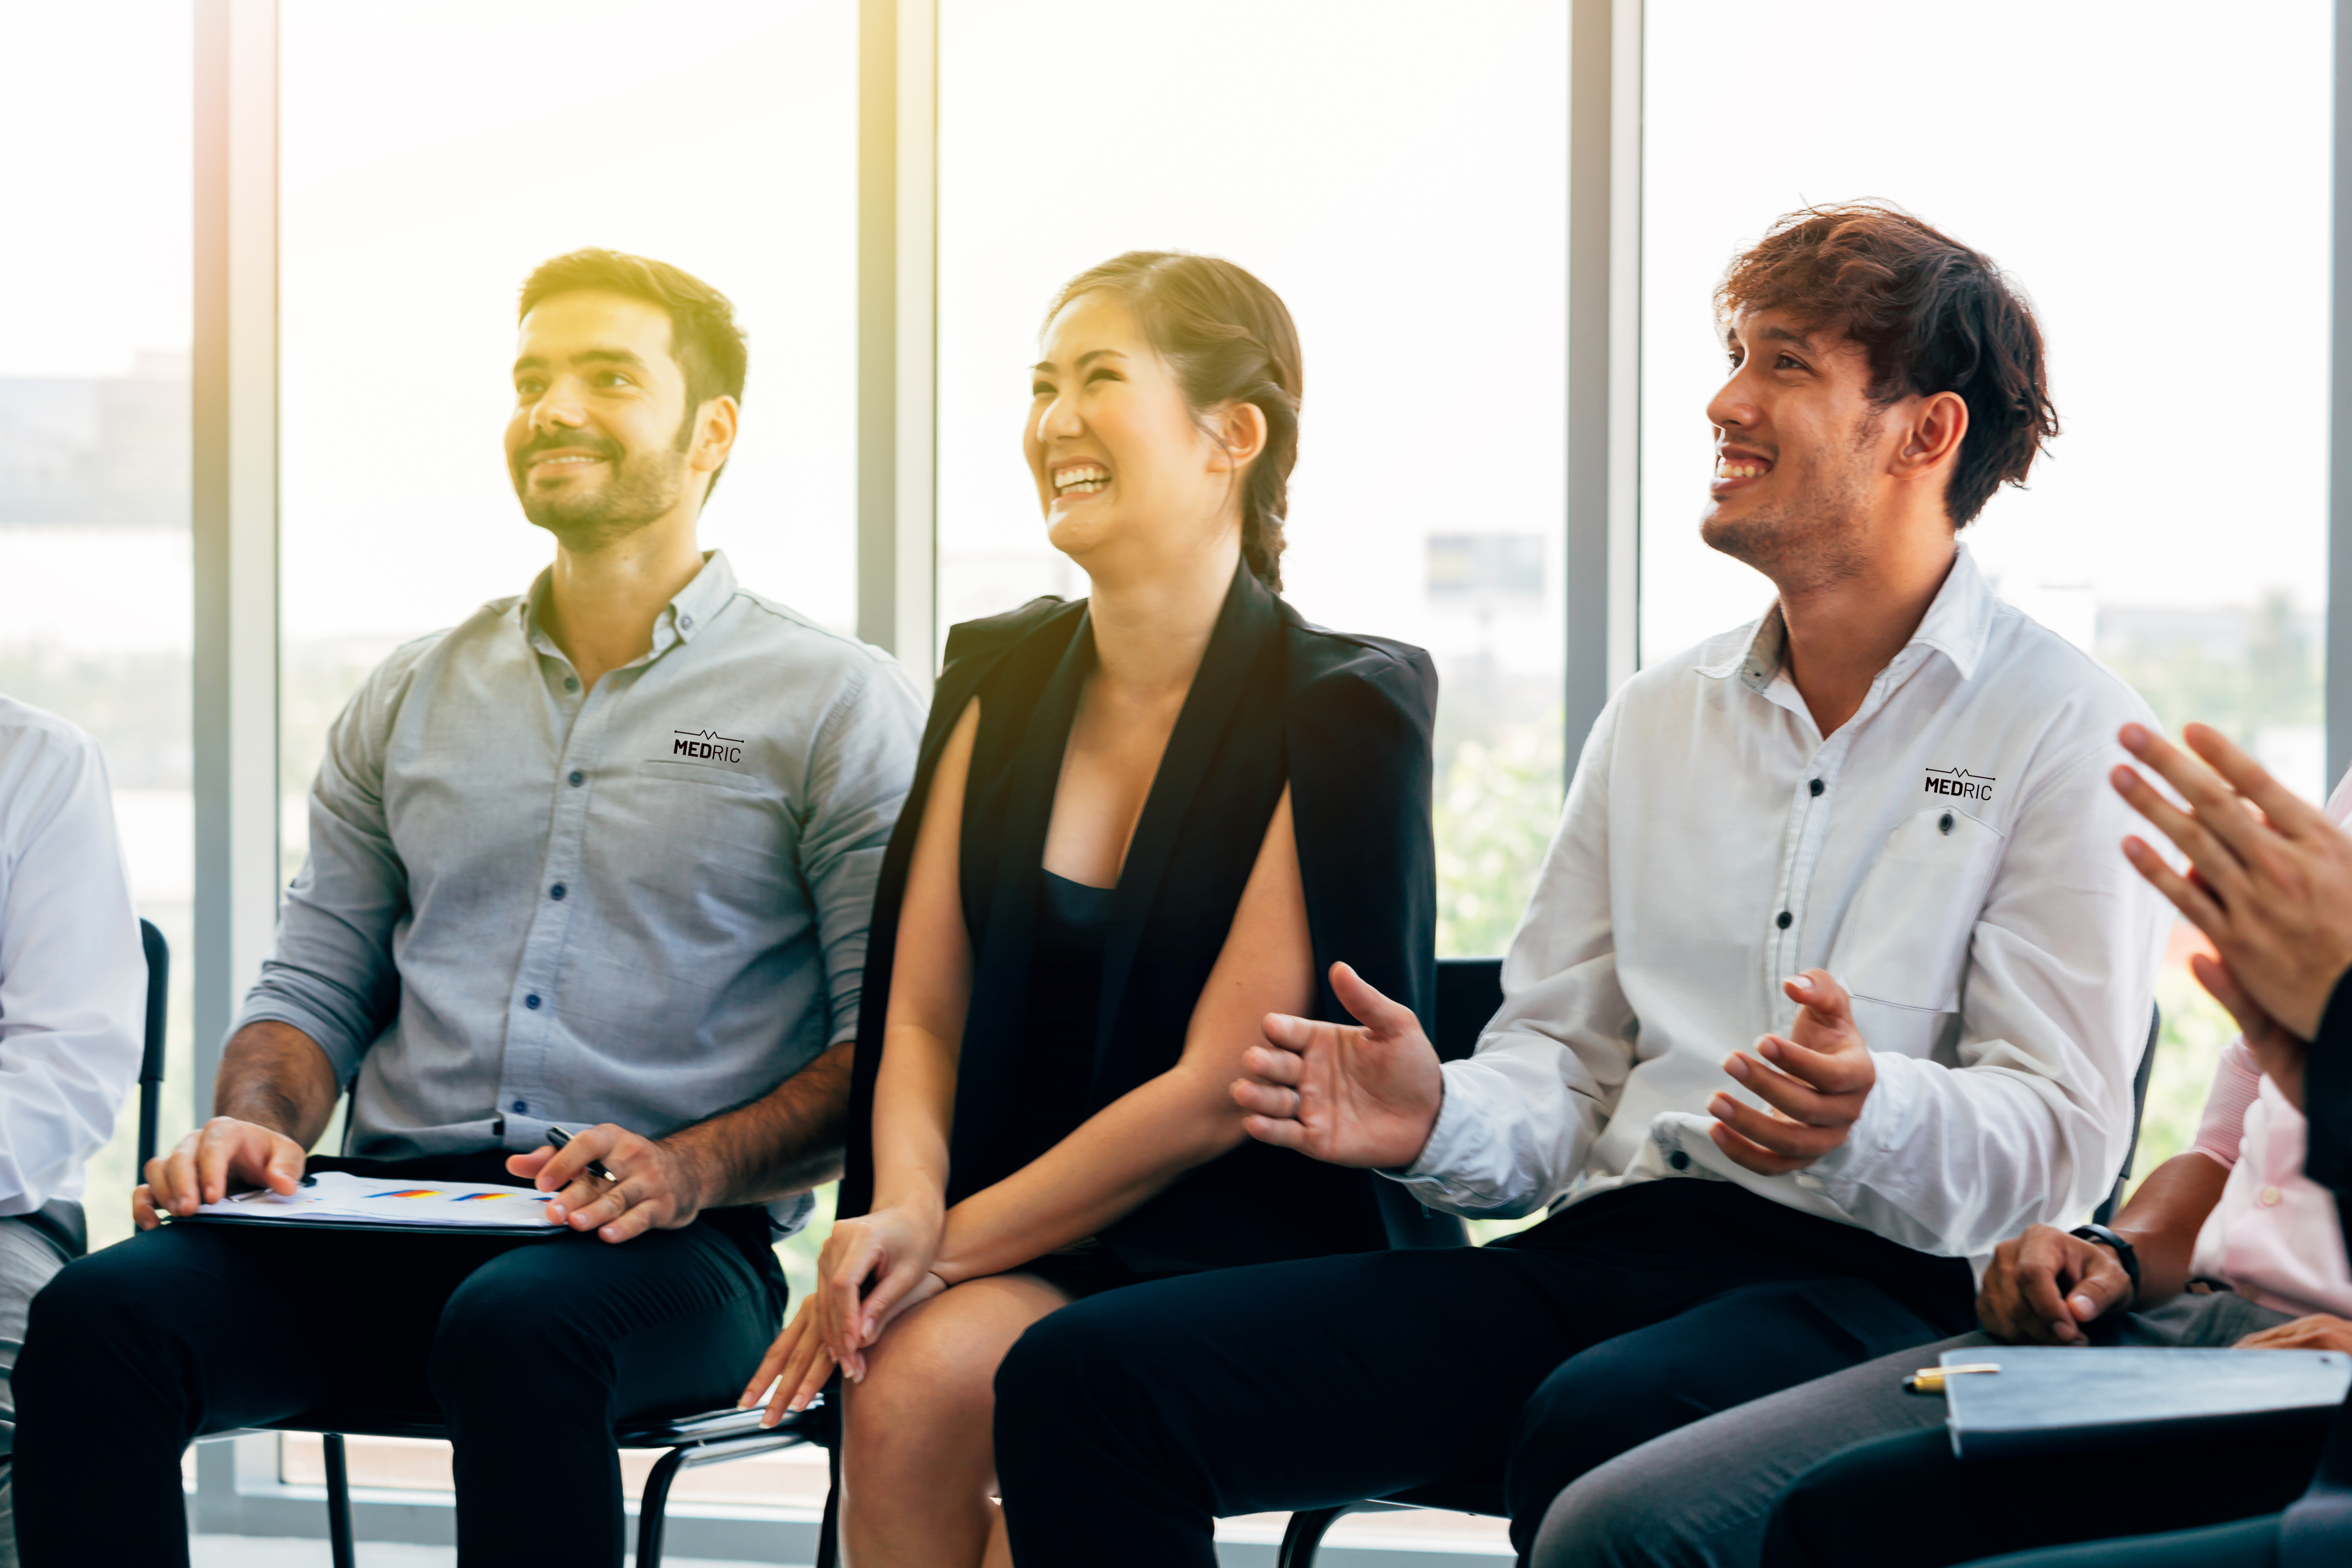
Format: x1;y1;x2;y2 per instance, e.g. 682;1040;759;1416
1385;698;1632;1218
799;660;923;1045
234;653;417;1082
0;724;144;1214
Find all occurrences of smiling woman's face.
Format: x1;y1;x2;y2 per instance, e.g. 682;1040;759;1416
1025;291;1235;570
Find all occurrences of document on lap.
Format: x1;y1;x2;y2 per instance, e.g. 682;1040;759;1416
181;1170;562;1234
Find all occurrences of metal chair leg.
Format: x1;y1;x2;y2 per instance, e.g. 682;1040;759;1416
322;1432;356;1568
1279;1504;1367;1568
635;1447;688;1568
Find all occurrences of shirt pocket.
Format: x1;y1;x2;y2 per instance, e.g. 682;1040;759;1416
636;757;767;793
1828;805;2005;1056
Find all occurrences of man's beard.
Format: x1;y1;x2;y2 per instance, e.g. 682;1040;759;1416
1699;416;1878;591
511;424;692;549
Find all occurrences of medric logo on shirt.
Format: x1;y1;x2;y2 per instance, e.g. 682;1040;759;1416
1923;766;1996;802
672;729;747;765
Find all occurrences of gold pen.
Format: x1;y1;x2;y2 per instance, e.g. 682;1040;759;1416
1903;1362;2004;1395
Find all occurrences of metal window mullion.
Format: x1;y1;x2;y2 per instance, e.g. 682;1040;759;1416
1565;0;1643;769
2329;0;2352;786
191;0;281;1534
858;0;938;685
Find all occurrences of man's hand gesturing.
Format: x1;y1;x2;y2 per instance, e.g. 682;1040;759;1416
1231;962;1444;1170
1708;969;1876;1175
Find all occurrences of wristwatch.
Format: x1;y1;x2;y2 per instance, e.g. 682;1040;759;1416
2069;1222;2141;1305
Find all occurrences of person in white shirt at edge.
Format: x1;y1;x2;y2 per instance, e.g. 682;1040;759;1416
990;202;2173;1568
0;698;143;1568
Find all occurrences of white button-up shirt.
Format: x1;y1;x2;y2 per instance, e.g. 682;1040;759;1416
1392;547;2171;1260
0;696;143;1214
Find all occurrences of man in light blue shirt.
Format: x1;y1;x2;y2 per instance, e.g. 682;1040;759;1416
16;249;922;1568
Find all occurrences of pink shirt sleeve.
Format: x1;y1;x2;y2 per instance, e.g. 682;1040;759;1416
2192;1039;2263;1169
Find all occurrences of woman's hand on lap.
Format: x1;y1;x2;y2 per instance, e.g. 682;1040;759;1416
815;1205;943;1380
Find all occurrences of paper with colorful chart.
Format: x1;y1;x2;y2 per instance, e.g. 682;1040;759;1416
189;1169;562;1230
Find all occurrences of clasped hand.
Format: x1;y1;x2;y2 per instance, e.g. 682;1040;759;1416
1708;970;1875;1175
738;1205;948;1428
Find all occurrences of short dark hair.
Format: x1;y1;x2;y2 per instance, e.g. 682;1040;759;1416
517;248;748;494
1716;204;2057;527
1044;251;1302;590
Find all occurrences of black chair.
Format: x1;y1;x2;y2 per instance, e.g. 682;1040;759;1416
1275;1002;2168;1568
131;926;819;1568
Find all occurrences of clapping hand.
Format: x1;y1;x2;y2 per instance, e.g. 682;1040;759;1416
2113;721;2352;1042
1708;969;1876;1175
1232;962;1446;1170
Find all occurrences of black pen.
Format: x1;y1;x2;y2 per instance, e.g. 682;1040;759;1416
542;1123;617;1183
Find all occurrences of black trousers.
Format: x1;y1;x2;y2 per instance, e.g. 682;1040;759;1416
13;1159;782;1568
1763;1424;2326;1568
994;1181;1976;1565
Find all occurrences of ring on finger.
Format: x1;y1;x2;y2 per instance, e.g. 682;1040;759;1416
1289;1087;1303;1117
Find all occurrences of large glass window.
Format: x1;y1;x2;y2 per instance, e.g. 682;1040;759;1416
1640;0;2334;1184
936;0;1571;959
0;7;194;1253
279;0;861;879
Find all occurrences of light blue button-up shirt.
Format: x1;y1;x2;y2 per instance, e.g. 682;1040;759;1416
238;552;922;1194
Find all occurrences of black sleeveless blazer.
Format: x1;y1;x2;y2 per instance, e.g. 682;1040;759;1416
840;562;1438;1274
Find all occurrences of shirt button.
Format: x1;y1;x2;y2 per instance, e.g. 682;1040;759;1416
1939;813;1955;835
1668;1150;1691;1171
680;613;695;630
563;676;579;692
568;770;585;787
1808;778;1824;797
550;883;566;901
2260;1185;2282;1207
524;994;541;1010
512;1100;528;1114
1775;910;1793;930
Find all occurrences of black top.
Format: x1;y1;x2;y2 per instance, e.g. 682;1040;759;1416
1001;870;1115;1174
840;560;1443;1274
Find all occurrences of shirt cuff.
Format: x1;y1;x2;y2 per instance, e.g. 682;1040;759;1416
1808;1049;1923;1200
1394;1062;1475;1182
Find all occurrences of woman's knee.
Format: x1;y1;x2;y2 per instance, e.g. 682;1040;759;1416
848;1281;1055;1466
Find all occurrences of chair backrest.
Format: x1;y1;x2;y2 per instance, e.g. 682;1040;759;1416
1431;956;1503;1063
1374;958;1502;1250
2090;1002;2161;1227
136;918;168;1170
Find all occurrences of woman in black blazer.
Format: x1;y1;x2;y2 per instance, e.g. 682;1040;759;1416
739;251;1436;1566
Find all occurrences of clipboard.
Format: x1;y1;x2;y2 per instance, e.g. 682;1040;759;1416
174;1169;566;1237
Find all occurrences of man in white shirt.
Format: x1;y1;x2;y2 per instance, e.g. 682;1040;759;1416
992;204;2172;1567
0;696;143;1566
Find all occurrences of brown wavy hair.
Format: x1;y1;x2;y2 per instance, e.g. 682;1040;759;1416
1717;204;2058;527
1044;251;1302;589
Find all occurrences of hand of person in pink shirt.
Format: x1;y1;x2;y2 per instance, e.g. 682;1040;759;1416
1977;1224;2135;1345
2238;1313;2352;1354
2112;721;2352;1041
2195;954;2308;1110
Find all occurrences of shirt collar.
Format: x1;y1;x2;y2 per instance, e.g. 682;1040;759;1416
516;548;737;659
1698;542;1994;691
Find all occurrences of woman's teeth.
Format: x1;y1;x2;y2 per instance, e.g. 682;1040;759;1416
1055;465;1109;496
